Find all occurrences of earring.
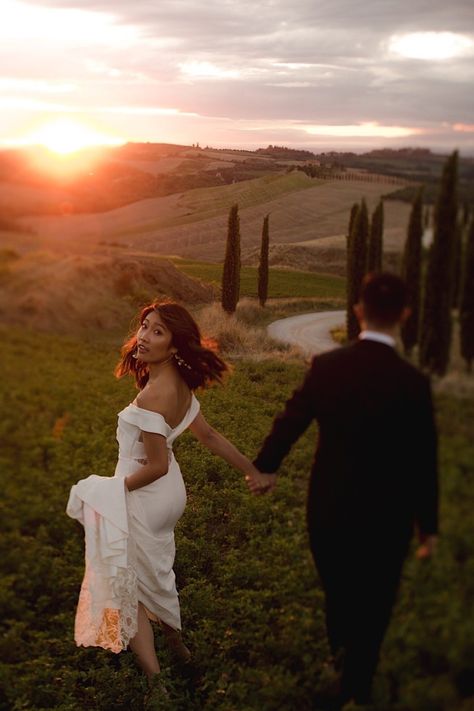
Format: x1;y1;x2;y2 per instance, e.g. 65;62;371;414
132;349;138;360
174;352;192;370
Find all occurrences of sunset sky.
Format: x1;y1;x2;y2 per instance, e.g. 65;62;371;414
1;0;474;153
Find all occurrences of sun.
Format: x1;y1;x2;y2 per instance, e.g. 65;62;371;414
29;118;124;154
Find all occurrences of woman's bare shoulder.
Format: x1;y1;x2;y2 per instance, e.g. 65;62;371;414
136;383;175;414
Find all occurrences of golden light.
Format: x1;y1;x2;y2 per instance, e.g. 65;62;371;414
28;118;124;154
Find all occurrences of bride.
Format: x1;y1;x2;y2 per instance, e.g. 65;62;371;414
67;301;268;692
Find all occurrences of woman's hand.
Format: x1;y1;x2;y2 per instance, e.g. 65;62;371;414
245;471;277;495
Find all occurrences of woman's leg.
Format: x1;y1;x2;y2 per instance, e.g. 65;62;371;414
129;603;161;678
160;620;191;662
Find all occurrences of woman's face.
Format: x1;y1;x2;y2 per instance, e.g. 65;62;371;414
136;310;177;364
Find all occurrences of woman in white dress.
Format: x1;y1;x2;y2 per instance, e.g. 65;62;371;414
67;301;268;691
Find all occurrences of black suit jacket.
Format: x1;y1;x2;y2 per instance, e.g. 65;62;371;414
254;340;438;537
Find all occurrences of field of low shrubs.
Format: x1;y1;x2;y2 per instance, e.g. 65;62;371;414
169;258;346;300
0;326;473;710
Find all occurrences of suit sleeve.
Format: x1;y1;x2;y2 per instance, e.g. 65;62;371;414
253;359;318;474
414;377;439;536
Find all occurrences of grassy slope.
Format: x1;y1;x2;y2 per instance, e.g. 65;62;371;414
169;257;346;299
0;328;473;710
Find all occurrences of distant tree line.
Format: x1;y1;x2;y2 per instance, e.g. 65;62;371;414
256;145;317;161
293;164;406;185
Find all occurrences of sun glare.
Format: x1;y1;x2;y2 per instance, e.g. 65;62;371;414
27;119;124;154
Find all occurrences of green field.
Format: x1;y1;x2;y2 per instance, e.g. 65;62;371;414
0;328;473;710
170;257;346;299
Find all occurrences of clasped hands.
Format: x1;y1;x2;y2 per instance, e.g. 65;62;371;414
244;469;277;496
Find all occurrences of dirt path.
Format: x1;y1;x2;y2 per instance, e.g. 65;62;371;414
267;310;346;355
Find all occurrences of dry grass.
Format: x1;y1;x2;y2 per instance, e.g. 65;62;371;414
194;297;346;362
195;301;292;358
330;325;347;345
0;251;213;333
235;296;344;327
409;320;474;399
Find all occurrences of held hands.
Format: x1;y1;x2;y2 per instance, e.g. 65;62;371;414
244;468;277;496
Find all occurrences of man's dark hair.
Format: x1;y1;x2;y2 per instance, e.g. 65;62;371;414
360;272;407;327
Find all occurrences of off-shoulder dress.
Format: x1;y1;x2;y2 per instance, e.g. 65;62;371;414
66;394;200;653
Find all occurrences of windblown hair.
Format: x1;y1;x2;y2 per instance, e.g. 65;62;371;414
115;301;228;390
360;272;407;327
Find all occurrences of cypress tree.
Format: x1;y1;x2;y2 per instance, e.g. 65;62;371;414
424;206;430;231
221;204;241;314
367;199;384;272
460;217;474;372
451;217;463;308
346;199;369;340
258;214;269;307
346;203;359;340
348;202;359;240
401;187;423;356
419;151;459;375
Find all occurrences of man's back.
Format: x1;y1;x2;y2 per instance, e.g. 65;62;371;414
254;339;437;534
307;340;436;531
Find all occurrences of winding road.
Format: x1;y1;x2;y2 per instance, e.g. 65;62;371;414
267;310;346;356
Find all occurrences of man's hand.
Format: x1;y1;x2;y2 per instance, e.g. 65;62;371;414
245;472;277;495
416;534;438;559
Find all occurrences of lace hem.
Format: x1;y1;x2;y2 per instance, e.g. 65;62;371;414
74;564;138;653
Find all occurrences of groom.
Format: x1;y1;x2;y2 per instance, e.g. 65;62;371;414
251;272;438;706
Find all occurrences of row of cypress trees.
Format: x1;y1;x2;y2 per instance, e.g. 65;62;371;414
221;204;270;314
346;150;474;374
403;151;474;374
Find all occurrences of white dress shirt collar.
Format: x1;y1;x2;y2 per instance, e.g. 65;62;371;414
359;330;396;348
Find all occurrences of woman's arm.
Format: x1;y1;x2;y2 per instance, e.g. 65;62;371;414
188;412;273;491
125;431;169;491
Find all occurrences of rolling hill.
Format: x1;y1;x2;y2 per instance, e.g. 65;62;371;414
7;143;464;292
0;250;214;333
13;171;411;268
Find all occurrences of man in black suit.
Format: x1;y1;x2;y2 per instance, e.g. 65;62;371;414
250;272;438;706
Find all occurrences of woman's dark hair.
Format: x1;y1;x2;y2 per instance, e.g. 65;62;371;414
360;272;407;326
115;301;228;390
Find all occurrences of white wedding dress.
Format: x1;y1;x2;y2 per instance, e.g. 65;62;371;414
66;394;200;653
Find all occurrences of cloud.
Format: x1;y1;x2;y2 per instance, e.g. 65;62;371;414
179;61;241;80
0;78;76;93
453;123;474;133
388;31;473;61
300;123;423;139
2;0;474;151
